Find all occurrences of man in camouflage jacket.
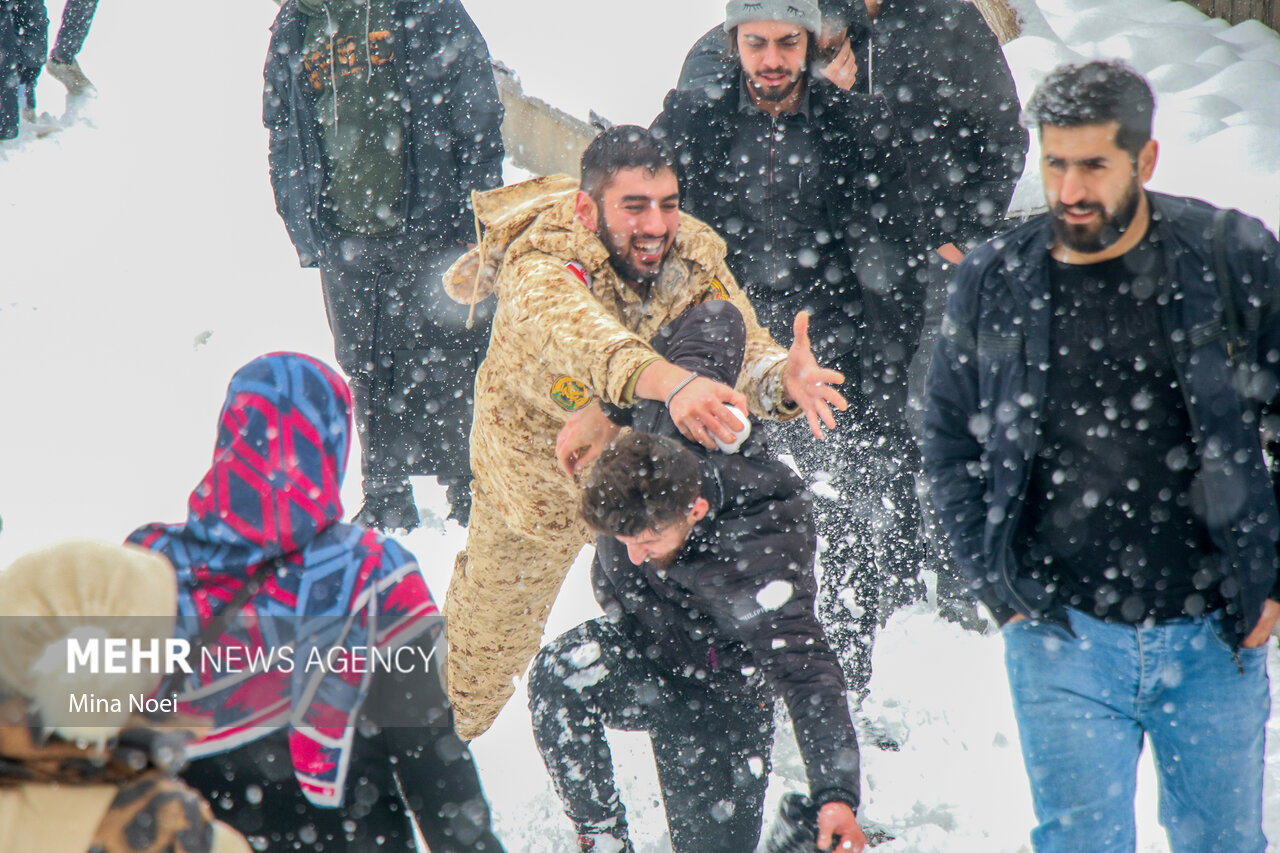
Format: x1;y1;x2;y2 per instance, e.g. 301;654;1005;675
442;127;846;738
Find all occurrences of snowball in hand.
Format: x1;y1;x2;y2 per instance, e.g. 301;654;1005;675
714;404;752;454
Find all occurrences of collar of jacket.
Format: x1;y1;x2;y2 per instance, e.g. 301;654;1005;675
701;71;852;131
995;191;1216;306
526;191;732;305
673;74;887;213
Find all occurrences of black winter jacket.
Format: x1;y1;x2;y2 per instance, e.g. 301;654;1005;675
592;452;861;809
923;194;1280;644
863;0;1026;247
652;79;928;433
677;0;1027;249
0;0;46;140
263;0;504;267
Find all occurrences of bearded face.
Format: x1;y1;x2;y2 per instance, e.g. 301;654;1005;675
1039;122;1157;259
1049;171;1142;254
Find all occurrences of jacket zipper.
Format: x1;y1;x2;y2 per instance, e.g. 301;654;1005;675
768;115;778;288
1001;325;1042;619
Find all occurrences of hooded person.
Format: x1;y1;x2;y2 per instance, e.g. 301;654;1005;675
125;351;505;853
0;539;250;853
263;0;505;531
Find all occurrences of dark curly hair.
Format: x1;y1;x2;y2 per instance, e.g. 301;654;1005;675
580;126;678;202
580;433;701;538
1023;59;1155;159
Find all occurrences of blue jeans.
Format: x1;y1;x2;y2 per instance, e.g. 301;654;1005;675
1003;608;1269;853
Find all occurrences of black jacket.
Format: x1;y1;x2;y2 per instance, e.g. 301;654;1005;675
652;79;928;433
923;194;1280;641
592;452;861;809
0;0;46;140
866;0;1027;248
263;0;504;267
677;0;1027;250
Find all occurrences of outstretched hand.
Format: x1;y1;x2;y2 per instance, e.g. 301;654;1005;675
555;403;621;476
783;311;848;439
817;801;867;852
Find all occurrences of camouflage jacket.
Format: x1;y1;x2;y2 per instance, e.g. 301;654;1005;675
445;176;796;494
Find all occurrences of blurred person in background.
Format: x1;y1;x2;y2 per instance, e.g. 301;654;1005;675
0;540;250;853
654;0;927;717
264;0;505;531
676;0;1028;634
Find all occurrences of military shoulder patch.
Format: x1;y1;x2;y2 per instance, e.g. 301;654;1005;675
703;277;729;302
551;375;592;411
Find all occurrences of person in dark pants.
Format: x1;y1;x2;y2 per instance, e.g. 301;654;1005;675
45;0;96;95
1;0;46;139
676;0;1028;632
128;352;506;853
183;639;503;853
264;0;504;531
530;300;865;853
653;0;928;703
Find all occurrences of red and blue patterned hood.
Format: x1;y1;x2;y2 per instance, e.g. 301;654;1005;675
129;352;440;807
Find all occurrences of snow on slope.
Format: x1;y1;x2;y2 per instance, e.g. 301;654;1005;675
1;1;1278;852
1005;0;1280;228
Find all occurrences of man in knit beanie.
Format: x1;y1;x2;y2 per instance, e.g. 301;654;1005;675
653;0;929;721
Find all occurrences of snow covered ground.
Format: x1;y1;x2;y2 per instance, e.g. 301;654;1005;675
1;0;1278;850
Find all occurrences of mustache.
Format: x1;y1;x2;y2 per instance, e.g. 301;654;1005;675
1052;201;1105;217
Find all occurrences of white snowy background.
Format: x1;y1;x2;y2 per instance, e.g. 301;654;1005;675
1;0;1278;850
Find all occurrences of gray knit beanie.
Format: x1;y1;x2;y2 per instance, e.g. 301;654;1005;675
724;0;822;35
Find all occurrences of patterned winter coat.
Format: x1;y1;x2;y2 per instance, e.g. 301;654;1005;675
127;353;440;807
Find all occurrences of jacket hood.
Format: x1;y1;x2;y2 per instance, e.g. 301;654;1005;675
444;173;731;306
126;354;441;809
156;352;351;564
443;174;581;304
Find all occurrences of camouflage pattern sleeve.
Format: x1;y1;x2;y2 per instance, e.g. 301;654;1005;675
501;253;666;407
713;259;798;421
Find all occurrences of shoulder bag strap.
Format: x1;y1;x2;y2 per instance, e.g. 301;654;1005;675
161;557;278;698
1211;207;1243;366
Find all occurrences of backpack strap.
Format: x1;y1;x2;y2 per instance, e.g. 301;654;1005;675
1211;207;1244;366
159;558;278;699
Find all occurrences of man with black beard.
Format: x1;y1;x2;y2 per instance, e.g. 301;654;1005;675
652;0;928;711
923;60;1280;852
439;127;847;739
